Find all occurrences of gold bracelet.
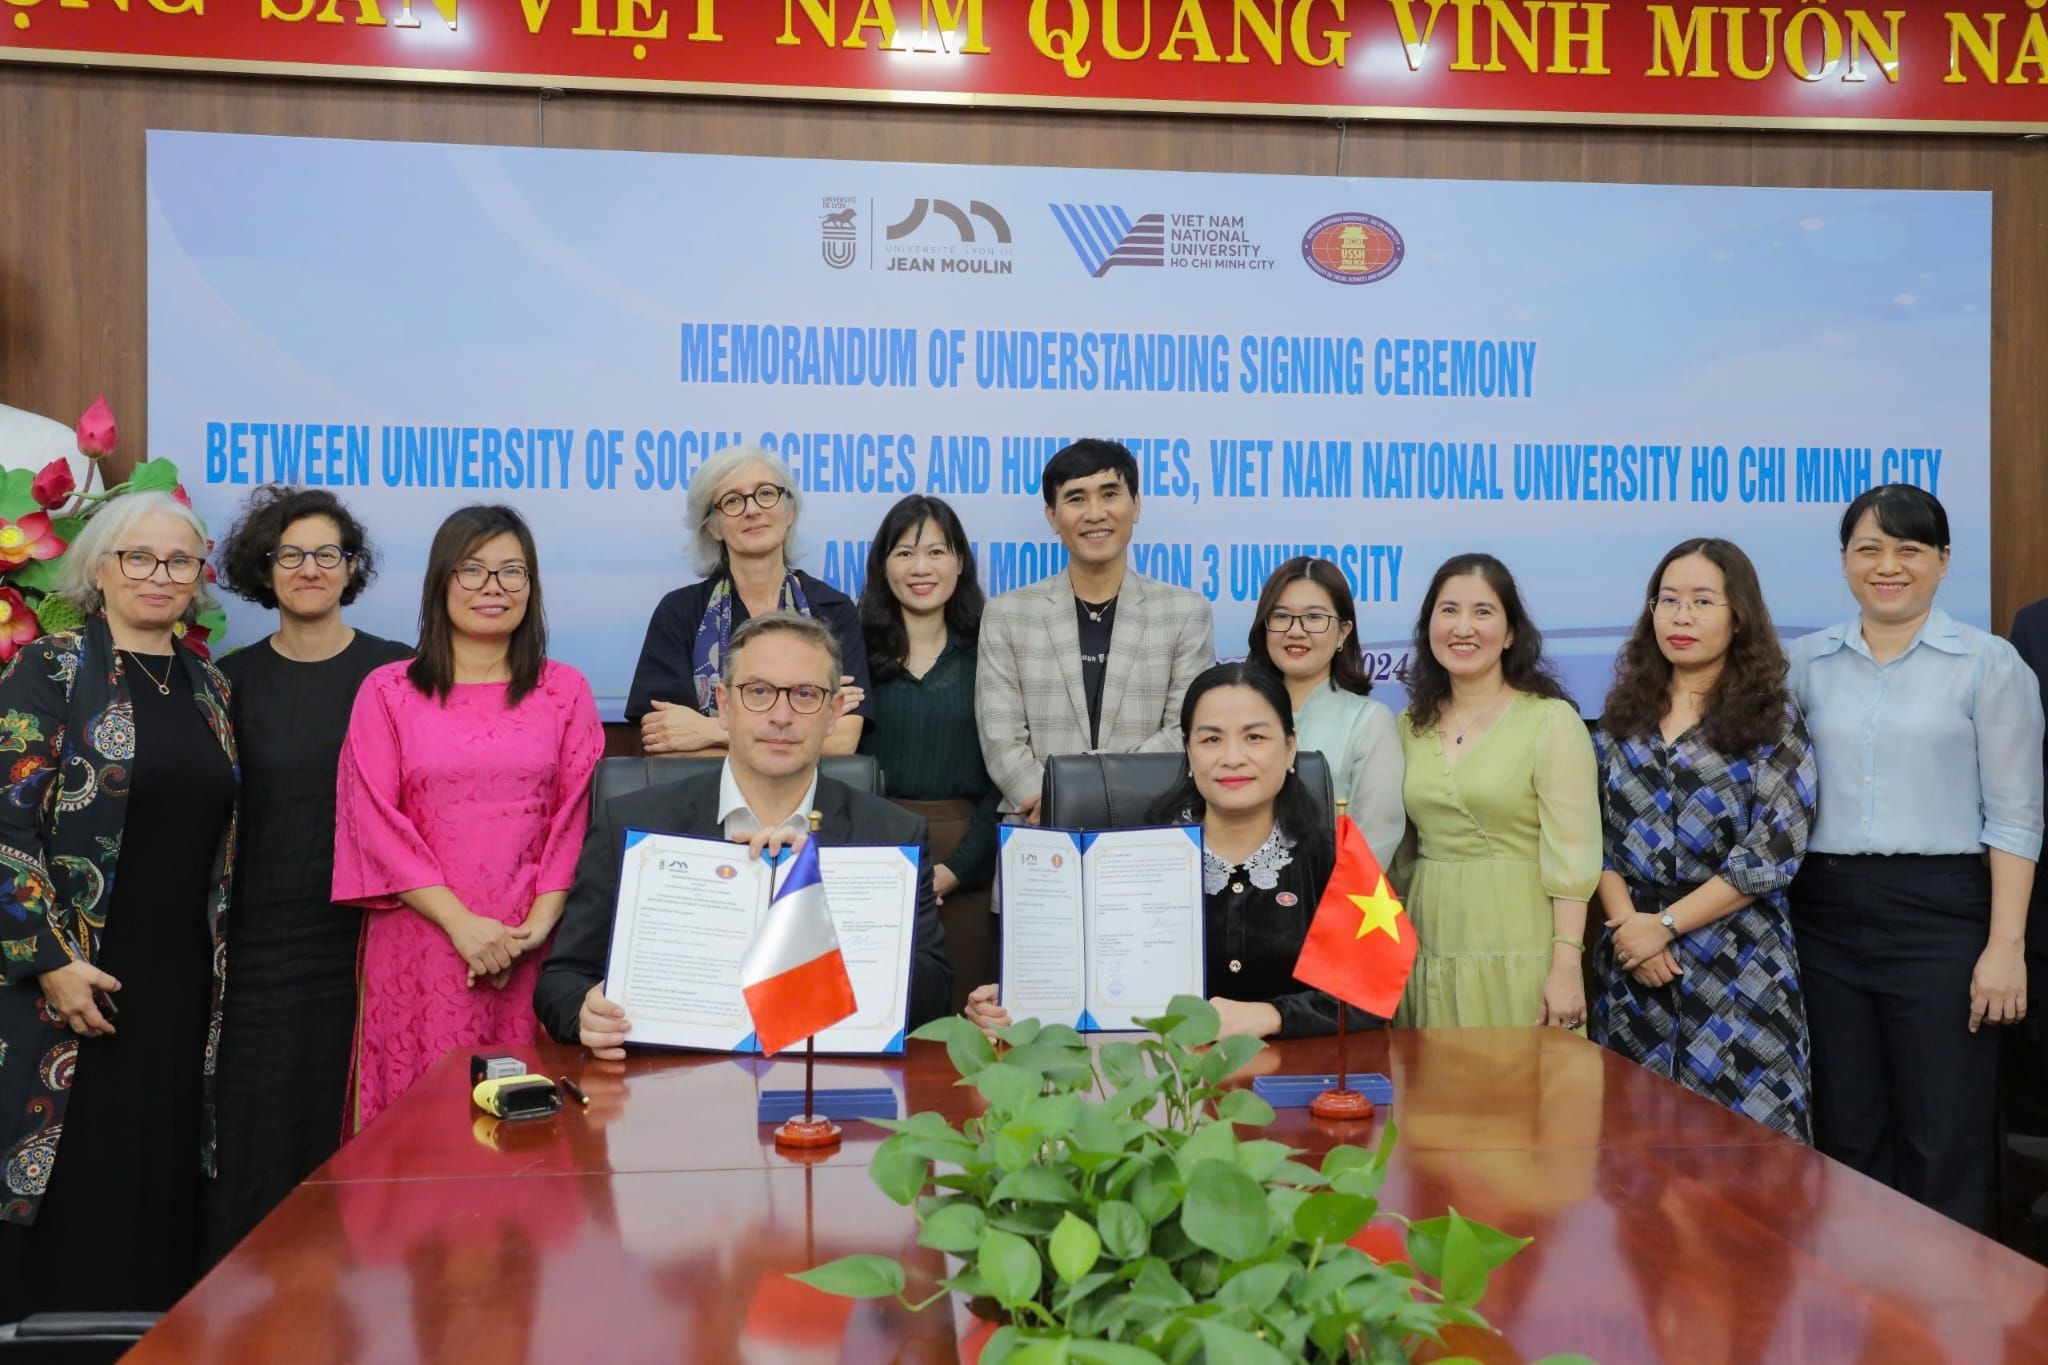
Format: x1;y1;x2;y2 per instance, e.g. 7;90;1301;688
1551;934;1585;952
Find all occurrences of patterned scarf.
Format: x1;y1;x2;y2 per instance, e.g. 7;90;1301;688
689;570;813;714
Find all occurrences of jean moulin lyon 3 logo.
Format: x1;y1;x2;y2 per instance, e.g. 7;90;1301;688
1050;205;1274;278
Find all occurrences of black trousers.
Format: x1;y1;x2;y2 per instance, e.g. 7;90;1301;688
1791;852;2001;1231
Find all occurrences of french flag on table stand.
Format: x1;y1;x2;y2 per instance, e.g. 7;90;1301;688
739;837;857;1057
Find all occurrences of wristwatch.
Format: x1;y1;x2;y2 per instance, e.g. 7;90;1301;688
1659;910;1679;941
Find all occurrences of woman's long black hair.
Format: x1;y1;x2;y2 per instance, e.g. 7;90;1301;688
1145;662;1331;862
408;504;547;705
858;494;985;683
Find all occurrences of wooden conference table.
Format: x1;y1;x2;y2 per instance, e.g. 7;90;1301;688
130;1029;2048;1364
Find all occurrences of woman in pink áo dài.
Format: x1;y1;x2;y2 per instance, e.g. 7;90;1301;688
334;504;603;1130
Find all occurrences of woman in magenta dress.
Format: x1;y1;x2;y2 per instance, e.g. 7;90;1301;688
334;505;603;1130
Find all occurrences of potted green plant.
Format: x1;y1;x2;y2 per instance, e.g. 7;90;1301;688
796;996;1592;1364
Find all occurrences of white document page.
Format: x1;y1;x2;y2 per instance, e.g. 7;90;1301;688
1083;826;1205;1032
809;844;920;1055
603;830;773;1052
997;825;1087;1029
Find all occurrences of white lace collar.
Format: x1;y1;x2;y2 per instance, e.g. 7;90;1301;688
1202;826;1296;894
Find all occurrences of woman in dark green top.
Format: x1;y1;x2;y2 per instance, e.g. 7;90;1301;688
859;495;999;1011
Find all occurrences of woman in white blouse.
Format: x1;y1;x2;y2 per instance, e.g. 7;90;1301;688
1245;556;1406;866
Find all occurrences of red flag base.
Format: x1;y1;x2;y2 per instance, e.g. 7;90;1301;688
773;1116;843;1151
1309;1088;1375;1122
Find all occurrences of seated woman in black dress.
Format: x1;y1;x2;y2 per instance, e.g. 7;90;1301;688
0;490;237;1318
964;662;1377;1040
627;444;871;756
207;485;410;1257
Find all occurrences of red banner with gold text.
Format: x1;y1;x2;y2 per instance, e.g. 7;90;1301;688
5;1;2047;133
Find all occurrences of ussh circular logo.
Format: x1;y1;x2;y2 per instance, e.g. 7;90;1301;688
1302;213;1405;285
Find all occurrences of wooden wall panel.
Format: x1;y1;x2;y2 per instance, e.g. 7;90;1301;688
2;67;2043;623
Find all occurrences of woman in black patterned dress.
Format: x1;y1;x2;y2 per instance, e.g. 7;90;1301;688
1590;538;1818;1140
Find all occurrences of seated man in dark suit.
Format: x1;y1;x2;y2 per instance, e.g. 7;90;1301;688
536;611;952;1056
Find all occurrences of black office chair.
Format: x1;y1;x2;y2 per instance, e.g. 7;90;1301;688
0;1312;160;1363
590;754;883;813
1040;751;1334;832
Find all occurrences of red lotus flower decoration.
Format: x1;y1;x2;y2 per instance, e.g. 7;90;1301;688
174;621;212;660
29;459;74;511
75;397;116;459
0;589;41;664
0;513;65;571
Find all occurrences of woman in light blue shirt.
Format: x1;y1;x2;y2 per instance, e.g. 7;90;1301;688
1787;483;2042;1231
1245;556;1405;865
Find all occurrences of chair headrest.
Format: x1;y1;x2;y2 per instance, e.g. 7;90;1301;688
590;754;883;814
1040;750;1333;831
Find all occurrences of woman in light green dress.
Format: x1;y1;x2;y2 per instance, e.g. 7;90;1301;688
1392;553;1601;1029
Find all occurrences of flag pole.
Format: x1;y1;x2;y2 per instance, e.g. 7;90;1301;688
775;811;844;1154
1310;799;1374;1124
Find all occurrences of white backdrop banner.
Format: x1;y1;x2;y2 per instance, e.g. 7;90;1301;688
147;132;1990;717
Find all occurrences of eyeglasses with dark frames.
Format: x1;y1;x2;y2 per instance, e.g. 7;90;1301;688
453;562;530;593
710;485;791;520
1264;609;1337;635
732;680;832;714
112;549;204;584
270;544;351;570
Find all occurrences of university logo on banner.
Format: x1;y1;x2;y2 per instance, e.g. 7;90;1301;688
1050;204;1165;276
819;196;859;270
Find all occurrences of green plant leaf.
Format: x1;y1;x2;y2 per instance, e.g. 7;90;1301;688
916;1199;987;1252
1068;1341;1170;1365
1529;1357;1601;1365
979;1325;1022;1365
1094;1198;1149;1259
1265;1186;1311;1228
1106;1072;1167;1119
978;1226;1043;1309
1049;1210;1103;1283
789;1255;905;1299
992;1167;1083;1205
123;460;181;494
1407;1208;1531;1290
996;1017;1043;1047
1319;1145;1374;1181
1021;1091;1083;1138
1127;1257;1193;1310
0;469;38;521
1233;1139;1295;1182
1215;1261;1295;1314
1129;1161;1180;1226
1297;1249;1378;1302
1293;1191;1376;1247
868;1134;931;1206
994;1122;1043;1173
1100;1040;1146;1088
1213;1089;1276;1128
1054;1268;1117;1313
1069;1103;1128;1160
1439;1209;1516;1307
971;1061;1044;1114
1164;994;1220;1047
990;1204;1065;1237
1193;1319;1291;1365
1173;1116;1238;1176
1180;1159;1273;1263
912;1014;998;1077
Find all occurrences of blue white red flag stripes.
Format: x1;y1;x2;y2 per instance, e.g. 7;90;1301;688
739;836;856;1056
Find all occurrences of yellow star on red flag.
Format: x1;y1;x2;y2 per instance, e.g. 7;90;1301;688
1349;875;1405;942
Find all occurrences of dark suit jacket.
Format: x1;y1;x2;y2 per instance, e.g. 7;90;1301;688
2009;600;2048;955
534;771;954;1047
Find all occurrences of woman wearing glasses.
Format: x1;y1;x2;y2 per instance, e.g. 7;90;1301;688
334;505;602;1129
627;444;872;756
1590;539;1817;1138
0;491;236;1317
1245;557;1405;864
207;487;410;1254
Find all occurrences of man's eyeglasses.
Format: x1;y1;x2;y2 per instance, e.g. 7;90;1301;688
711;485;790;519
1264;609;1337;635
733;681;832;714
453;562;530;593
112;550;204;584
270;544;351;570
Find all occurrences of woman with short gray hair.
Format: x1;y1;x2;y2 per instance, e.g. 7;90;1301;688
625;443;871;755
0;488;238;1318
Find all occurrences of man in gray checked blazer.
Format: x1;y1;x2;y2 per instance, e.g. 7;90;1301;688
976;439;1216;820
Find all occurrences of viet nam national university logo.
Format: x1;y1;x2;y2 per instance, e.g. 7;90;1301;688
1050;204;1165;277
1302;213;1406;285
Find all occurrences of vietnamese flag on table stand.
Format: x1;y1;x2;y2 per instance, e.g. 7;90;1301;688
1292;817;1416;1018
739;837;857;1057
